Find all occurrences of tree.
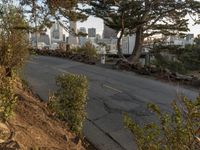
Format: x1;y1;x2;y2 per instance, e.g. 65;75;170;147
84;0;135;58
0;3;29;77
85;0;200;65
0;3;29;121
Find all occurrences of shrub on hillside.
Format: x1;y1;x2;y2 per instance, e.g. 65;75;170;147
0;5;28;122
124;96;200;150
0;6;29;77
0;77;17;121
48;74;88;134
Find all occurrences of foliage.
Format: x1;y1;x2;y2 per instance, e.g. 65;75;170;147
153;54;187;74
178;45;200;71
75;42;98;59
0;76;17;121
152;45;200;73
0;4;27;122
0;4;29;75
83;0;198;63
48;74;88;135
124;96;200;150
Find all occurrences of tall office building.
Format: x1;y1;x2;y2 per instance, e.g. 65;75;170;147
103;24;117;39
186;34;194;41
88;28;96;38
68;21;78;45
79;27;87;46
39;33;50;45
31;32;50;46
50;21;63;44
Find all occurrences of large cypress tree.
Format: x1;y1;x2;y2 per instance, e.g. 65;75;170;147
84;0;200;65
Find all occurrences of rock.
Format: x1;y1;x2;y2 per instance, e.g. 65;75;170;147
174;73;193;81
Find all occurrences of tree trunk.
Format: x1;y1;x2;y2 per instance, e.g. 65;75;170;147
117;30;125;59
128;27;144;64
117;12;125;59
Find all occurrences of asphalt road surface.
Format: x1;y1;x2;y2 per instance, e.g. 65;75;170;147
23;56;199;150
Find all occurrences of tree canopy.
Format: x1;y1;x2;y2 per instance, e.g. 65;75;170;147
83;0;200;64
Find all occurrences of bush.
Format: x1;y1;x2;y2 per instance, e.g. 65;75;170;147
48;73;88;134
0;4;28;122
124;96;200;150
76;42;98;59
0;77;17;121
0;5;29;77
152;45;200;74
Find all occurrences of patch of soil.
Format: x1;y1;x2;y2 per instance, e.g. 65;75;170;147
0;88;85;150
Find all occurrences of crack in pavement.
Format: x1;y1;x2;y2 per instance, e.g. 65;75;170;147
86;117;126;150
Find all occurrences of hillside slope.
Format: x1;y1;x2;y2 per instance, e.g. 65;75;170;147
0;86;85;150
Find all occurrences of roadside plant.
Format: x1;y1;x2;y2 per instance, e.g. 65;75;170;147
0;4;29;77
48;73;88;135
124;96;200;150
76;42;98;59
0;77;17;121
0;4;27;121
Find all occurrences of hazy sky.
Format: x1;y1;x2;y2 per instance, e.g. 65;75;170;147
77;16;200;37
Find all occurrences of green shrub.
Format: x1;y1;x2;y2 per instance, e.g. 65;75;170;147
76;42;98;59
152;45;200;73
153;52;187;74
48;73;88;134
0;77;17;121
124;96;200;150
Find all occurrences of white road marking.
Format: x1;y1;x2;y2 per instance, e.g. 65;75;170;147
56;68;72;74
26;60;38;64
103;84;122;93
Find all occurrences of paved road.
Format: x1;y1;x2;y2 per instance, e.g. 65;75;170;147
23;56;199;150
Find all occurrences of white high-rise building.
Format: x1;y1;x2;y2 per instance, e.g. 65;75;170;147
68;21;78;46
50;22;63;44
103;24;117;39
79;27;87;46
88;28;96;38
122;35;136;54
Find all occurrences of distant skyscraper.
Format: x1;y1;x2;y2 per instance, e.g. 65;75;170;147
50;21;63;44
68;21;78;45
103;24;117;39
88;28;96;38
80;27;86;34
79;27;87;46
31;32;50;46
39;32;50;45
63;34;66;42
186;34;194;41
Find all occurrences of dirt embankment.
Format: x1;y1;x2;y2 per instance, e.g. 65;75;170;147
0;85;85;150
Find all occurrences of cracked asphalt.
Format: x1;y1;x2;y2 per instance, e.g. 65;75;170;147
23;56;199;150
